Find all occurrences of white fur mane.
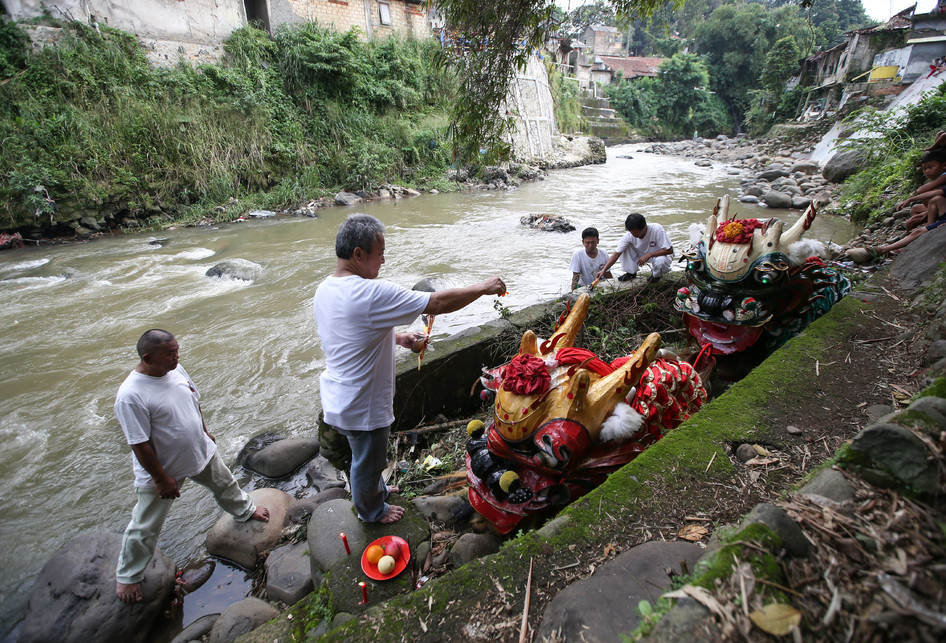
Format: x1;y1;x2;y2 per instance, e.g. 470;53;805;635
787;239;826;265
599;401;645;442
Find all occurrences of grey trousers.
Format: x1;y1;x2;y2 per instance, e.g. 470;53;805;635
115;451;256;584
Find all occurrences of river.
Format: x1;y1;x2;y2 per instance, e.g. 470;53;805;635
0;146;858;635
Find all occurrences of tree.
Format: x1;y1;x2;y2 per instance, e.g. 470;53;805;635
760;36;801;94
691;2;809;130
567;0;618;34
607;52;730;138
654;53;710;135
436;0;668;163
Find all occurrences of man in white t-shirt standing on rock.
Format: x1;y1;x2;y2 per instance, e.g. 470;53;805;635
596;213;673;284
313;214;506;524
114;329;269;604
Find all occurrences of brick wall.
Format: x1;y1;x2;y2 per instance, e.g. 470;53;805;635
273;0;430;40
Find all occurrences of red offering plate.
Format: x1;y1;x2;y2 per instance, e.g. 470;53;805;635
361;535;410;580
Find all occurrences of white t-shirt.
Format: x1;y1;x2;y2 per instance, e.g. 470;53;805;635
615;223;673;272
570;247;609;286
114;365;216;487
313;275;430;431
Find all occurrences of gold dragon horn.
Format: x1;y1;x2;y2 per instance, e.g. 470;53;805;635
583;332;662;440
519;330;539;356
539;293;591;356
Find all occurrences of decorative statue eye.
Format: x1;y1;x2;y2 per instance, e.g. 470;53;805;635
754;269;778;285
687;259;704;273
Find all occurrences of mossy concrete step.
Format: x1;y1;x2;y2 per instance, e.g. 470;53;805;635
238;282;878;642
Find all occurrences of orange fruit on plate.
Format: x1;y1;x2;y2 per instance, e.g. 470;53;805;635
365;544;384;564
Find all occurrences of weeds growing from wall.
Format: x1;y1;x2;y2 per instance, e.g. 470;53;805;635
0;20;456;229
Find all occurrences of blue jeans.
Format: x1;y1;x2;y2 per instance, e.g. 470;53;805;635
336;426;391;522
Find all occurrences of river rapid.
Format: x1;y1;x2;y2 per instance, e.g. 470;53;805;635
0;146;858;634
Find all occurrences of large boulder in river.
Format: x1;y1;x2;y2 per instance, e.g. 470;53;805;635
207;597;278;643
307;498;366;574
762;190;793;209
243;437;320;478
334;191;363;206
205;258;262;281
265;540;314;605
822;149;867;183
205;488;291;569
19;532;175;643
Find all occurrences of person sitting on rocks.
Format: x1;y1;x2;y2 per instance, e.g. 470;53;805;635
114;329;269;604
595;213;673;284
871;150;946;257
898;148;946;232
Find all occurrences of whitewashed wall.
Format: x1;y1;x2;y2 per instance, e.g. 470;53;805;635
505;54;558;164
2;0;247;43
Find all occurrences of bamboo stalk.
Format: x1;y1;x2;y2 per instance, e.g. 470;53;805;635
519;557;533;643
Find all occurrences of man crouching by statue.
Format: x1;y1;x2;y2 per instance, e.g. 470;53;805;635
313;213;506;523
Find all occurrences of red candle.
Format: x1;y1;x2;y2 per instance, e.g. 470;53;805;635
359;581;368;604
339;532;350;554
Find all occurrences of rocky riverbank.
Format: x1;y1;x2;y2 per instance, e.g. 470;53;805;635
0;135;606;247
192;234;943;643
639;128;937;268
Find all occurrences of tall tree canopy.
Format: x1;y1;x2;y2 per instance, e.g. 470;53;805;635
436;0;874;157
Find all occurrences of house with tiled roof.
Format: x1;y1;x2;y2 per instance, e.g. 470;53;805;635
599;55;664;81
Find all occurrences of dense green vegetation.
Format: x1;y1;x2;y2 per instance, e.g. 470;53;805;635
607;52;732;138
0;17;456;230
831;83;946;224
592;0;873;137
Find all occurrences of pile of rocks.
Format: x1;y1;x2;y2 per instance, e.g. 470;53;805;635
16;428;509;643
644;136;840;211
735;160;835;210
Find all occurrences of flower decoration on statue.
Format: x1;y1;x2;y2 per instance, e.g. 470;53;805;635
502;354;551;396
715;218;763;244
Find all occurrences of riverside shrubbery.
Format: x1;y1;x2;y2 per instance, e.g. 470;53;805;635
833;82;946;224
0;18;456;230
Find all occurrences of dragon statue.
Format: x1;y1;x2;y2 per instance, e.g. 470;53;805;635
466;293;706;534
675;196;851;355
